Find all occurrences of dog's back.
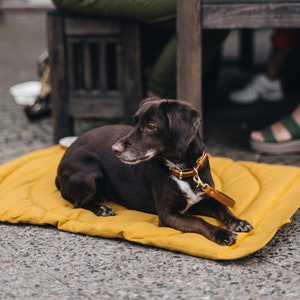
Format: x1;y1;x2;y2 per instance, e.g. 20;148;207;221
56;125;156;214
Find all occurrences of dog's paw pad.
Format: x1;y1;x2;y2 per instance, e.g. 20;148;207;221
96;205;116;217
216;229;237;246
228;220;253;232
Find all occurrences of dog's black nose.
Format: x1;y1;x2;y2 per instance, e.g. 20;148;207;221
112;143;124;156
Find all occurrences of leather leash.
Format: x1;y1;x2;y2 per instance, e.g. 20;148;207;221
169;151;236;208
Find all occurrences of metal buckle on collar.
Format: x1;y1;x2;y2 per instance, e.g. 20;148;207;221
179;169;183;180
170;167;183;180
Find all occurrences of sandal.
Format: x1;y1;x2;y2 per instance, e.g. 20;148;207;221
250;115;300;154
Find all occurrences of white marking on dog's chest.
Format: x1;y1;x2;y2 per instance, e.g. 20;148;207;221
171;175;206;214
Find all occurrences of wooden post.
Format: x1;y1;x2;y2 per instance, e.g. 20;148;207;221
47;11;74;143
177;0;202;116
123;22;142;122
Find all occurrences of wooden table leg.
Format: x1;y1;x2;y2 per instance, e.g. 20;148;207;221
47;11;74;143
177;0;202;119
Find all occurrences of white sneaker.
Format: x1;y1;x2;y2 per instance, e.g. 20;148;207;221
229;74;283;104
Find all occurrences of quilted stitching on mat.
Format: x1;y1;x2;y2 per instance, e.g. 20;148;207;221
0;146;299;260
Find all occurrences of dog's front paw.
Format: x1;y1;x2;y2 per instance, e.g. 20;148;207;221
215;228;237;246
227;220;253;232
96;205;116;217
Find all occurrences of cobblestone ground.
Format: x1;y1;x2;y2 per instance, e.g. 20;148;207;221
0;100;52;163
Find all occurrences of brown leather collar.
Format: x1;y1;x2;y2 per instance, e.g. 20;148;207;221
169;151;208;179
169;151;235;208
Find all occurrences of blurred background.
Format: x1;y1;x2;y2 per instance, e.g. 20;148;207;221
1;0;299;165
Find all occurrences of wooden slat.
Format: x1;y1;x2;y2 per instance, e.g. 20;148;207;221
116;44;123;90
67;44;75;90
69;90;123;98
70;97;124;118
122;22;142;120
177;0;202;113
99;43;107;90
202;3;300;29
65;18;121;35
67;37;120;44
83;43;92;90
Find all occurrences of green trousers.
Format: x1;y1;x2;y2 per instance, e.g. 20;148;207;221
53;0;228;98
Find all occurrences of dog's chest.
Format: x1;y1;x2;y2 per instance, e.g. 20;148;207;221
170;174;206;213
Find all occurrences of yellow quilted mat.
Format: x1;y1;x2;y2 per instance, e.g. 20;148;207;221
0;146;299;260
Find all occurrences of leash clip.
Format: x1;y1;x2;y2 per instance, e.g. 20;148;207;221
192;168;207;189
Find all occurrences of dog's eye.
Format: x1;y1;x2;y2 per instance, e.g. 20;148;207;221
145;123;156;131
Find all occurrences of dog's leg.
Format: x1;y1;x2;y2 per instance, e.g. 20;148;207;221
159;213;238;246
58;173;115;217
83;201;116;217
191;200;253;232
216;206;253;233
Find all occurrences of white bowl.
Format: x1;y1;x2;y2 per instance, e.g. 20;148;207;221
59;136;78;149
9;81;41;106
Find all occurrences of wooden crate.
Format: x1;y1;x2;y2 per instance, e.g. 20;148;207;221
47;10;142;142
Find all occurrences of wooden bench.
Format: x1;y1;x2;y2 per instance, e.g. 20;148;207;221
177;0;300;132
47;10;142;142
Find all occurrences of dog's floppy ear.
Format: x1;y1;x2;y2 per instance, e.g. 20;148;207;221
162;101;201;153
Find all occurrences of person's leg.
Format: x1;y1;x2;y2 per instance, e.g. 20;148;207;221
52;0;176;29
264;29;298;79
264;46;287;80
147;30;229;98
229;29;300;104
147;36;176;98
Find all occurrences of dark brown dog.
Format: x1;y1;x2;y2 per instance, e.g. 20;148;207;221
56;98;253;245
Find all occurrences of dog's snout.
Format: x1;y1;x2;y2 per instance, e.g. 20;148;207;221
112;142;124;156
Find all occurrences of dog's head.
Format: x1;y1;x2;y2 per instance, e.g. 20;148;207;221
112;97;201;164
